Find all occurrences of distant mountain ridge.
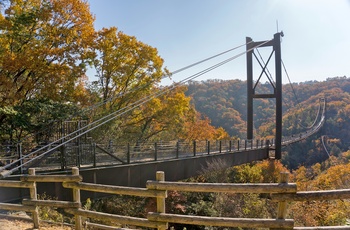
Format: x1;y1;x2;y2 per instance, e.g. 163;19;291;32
185;76;350;168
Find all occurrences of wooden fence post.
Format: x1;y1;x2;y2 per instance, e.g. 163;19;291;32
72;167;82;230
272;172;290;230
28;168;39;228
156;171;167;230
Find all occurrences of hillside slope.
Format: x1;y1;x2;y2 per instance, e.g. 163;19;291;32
185;76;350;169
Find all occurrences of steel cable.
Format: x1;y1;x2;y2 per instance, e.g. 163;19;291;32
0;39;272;177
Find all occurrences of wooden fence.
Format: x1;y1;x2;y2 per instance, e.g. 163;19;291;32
0;167;349;230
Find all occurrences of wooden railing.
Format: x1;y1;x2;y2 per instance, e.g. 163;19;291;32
0;168;349;230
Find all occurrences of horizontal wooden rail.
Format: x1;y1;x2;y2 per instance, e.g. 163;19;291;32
65;208;163;229
0;180;33;188
294;227;350;230
1;168;349;230
0;203;36;212
85;222;128;230
20;174;82;182
271;189;350;201
22;199;80;208
148;212;294;229
293;226;350;230
63;181;166;198
146;181;297;194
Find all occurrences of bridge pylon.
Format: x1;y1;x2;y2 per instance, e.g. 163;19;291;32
246;32;283;159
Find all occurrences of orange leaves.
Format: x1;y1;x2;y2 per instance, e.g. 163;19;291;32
182;115;217;141
0;0;95;106
180;111;231;141
289;162;350;226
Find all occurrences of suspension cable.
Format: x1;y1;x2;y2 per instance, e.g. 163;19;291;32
80;42;252;113
0;39;272;175
321;135;331;158
301;100;322;129
281;59;321;129
17;41;253;145
281;59;301;106
170;41;251;75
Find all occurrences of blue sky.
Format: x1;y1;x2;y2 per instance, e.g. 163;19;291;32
87;0;350;85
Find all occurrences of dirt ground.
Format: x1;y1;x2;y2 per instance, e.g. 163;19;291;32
0;215;73;230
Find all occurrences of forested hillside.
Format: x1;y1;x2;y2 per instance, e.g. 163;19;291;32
2;1;348;172
185;76;350;169
1;1;349;228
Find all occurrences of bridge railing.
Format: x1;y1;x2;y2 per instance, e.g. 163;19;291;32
1;168;350;229
1;139;272;176
281;115;325;146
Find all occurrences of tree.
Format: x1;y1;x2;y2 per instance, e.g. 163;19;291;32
0;98;82;144
0;0;95;106
180;112;225;141
290;162;350;226
90;26;173;143
0;0;95;142
113;86;194;143
92;27;166;112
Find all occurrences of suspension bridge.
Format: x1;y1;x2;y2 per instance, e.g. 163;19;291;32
0;33;326;201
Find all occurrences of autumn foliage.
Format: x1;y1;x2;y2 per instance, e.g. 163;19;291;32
0;0;227;144
0;1;350;227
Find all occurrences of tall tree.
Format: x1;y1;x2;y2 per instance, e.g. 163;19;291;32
91;27;169;143
0;0;95;141
0;0;95;106
116;86;194;143
92;27;165;112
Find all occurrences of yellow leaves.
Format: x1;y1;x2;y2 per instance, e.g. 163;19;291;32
255;159;289;183
311;163;322;177
71;76;91;106
292;166;308;189
289;161;350;226
0;0;95;106
341;150;350;160
313;163;350;190
328;138;341;144
93;26;165;108
214;127;230;140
